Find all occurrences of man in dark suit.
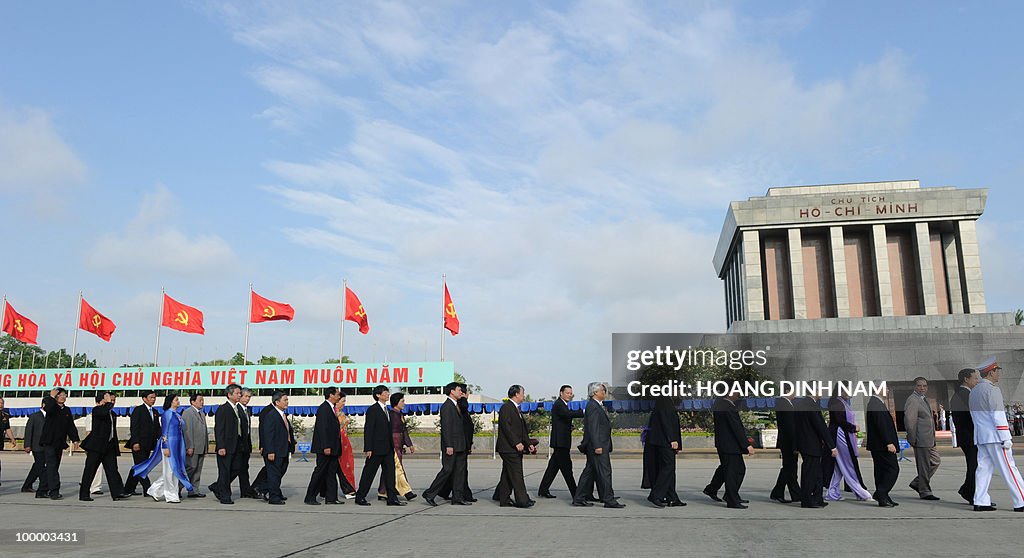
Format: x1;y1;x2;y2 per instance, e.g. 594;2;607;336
770;395;800;503
865;393;900;507
796;395;838;508
303;386;343;505
644;396;683;507
210;383;245;504
355;384;403;506
38;387;80;499
437;384;476;501
951;367;980;505
573;383;623;508
496;385;535;507
20;399;46;494
237;388;259;498
708;394;753;509
538;385;584;499
260;391;295;505
79;391;128;501
424;382;469;506
122;390;160;495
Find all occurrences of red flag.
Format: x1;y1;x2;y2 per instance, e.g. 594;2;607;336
443;282;460;335
161;294;205;334
2;301;39;344
79;298;117;341
251;291;295;323
344;286;369;334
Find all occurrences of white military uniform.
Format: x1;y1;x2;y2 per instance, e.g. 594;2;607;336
970;378;1024;508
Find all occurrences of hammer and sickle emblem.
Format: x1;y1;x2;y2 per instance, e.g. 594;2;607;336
14;319;24;334
92;314;102;328
445;302;457;318
354;305;366;319
175;310;189;326
263;306;275;318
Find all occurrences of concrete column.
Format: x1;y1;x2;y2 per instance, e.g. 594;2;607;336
829;226;850;318
942;231;965;314
787;228;807;319
742;230;765;320
957;220;987;313
914;222;939;315
872;224;895;317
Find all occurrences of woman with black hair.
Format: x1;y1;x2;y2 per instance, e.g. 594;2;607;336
132;393;193;503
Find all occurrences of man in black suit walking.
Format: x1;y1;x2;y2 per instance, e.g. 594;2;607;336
424;382;469;506
770;395;800;503
538;385;584;499
708;394;753;509
237;388;259;499
38;387;80;499
796;394;838;508
951;367;980;505
496;385;535;507
210;383;246;504
260;391;295;505
355;384;404;506
79;392;128;501
304;386;343;505
20;399;46;494
573;383;623;508
122;390;160;495
865;393;900;507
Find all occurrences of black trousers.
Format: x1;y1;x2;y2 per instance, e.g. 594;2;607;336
123;449;153;493
214;450;244;500
253;464;267;494
23;450;47;492
538;447;577;495
496;452;530;505
356;451;397;501
237;451;252;494
263;454;289;503
871;449;899;503
42;446;64;496
801;455;824;506
424;451;468;502
771;450;801;500
705;462;725;494
574;451;614;504
717;452;745;506
305;452;339;502
959;445;978;503
79;449;124;499
648;446;679;503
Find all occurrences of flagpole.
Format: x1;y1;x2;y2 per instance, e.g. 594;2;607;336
440;273;446;362
70;290;82;369
154;287;164;366
339;280;347;363
243;283;253;365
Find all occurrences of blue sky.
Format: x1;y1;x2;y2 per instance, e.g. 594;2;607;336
1;1;1022;397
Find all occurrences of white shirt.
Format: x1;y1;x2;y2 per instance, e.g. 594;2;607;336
970;378;1012;445
377;401;388;414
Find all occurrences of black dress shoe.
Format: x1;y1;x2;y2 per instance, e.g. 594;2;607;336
450;500;471;505
572;500;593;507
878;500;896;508
304;500;321;506
539;492;556;499
355;498;371;506
668;500;687;507
325;500;345;505
921;495;940;501
800;503;824;508
268;500;285;505
974;505;996;511
50;494;63;500
740;498;749;504
702;488;722;502
464;496;478;502
219;499;235;505
21;487;35;493
604;501;626;508
187;492;207;498
118;492;134;499
424;496;438;507
243;491;262;499
79;496;94;502
35;493;49;499
112;495;130;501
647;496;666;508
91;490;104;496
387;500;407;506
726;503;748;509
405;492;418;500
1015;507;1024;512
771;497;792;504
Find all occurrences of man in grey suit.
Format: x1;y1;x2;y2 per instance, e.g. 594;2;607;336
182;393;209;498
904;377;941;500
21;400;46;493
573;383;624;508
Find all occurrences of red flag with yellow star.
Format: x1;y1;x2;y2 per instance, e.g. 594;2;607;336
161;294;205;334
344;286;369;334
250;291;295;323
2;300;39;344
443;282;459;335
79;297;117;341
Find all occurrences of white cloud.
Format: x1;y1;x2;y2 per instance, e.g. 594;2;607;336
85;185;235;276
0;105;87;210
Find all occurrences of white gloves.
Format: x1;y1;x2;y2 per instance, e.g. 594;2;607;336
1004;439;1013;449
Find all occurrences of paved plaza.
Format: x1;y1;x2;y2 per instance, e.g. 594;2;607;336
0;451;1019;557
